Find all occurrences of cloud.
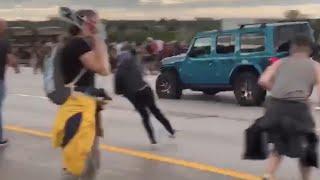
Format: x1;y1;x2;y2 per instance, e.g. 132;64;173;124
0;6;58;21
192;4;320;19
2;0;320;8
159;0;244;5
99;3;320;20
0;0;320;20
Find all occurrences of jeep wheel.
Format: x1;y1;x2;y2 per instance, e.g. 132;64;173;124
233;72;266;106
156;72;182;99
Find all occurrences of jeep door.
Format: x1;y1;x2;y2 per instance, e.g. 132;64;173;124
238;30;268;72
180;35;215;85
213;32;237;84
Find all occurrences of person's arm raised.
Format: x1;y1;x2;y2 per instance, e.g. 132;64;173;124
313;61;320;134
258;61;281;91
80;36;111;76
314;62;320;104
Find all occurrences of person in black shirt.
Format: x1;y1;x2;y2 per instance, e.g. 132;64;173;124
115;45;175;144
60;10;110;180
62;37;94;87
0;19;20;147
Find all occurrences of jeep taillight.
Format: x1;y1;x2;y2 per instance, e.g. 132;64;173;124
268;57;279;65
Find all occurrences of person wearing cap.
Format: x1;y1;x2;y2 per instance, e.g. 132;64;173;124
59;9;110;180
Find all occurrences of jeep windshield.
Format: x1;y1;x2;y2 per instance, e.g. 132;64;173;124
274;23;314;52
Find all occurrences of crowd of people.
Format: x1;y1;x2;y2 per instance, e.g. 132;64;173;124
13;34;188;76
1;8;320;180
2;9;178;180
107;38;188;74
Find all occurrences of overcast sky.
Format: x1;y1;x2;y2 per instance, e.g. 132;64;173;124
0;0;320;20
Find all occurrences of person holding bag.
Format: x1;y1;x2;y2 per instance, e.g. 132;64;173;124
52;8;111;180
258;35;319;180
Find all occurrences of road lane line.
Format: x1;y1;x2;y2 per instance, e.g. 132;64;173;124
12;94;48;100
5;125;261;180
6;125;51;138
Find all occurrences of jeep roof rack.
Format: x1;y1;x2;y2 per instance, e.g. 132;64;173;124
240;21;309;29
276;20;310;23
240;23;266;29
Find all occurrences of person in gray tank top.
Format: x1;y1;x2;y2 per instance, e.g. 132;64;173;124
270;56;316;101
258;35;320;180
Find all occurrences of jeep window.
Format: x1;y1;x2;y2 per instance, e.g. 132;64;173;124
216;35;235;54
240;32;265;53
275;24;313;52
189;37;212;58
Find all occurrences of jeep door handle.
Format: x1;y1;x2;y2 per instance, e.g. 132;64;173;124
208;62;213;67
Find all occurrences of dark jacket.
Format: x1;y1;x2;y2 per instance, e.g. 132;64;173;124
243;117;268;160
115;51;147;96
243;116;319;167
261;98;315;134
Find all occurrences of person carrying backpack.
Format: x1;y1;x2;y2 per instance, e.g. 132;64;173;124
50;8;111;180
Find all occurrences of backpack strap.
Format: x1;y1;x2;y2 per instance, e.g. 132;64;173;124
70;68;87;86
65;68;87;94
63;38;91;94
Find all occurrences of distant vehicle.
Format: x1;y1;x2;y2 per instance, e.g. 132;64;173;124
156;21;315;106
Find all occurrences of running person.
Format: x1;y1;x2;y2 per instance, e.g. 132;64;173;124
0;19;20;147
258;35;319;180
60;10;110;180
115;45;175;144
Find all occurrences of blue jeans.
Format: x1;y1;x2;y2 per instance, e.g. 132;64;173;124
0;80;5;141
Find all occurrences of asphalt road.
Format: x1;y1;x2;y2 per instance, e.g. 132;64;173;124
1;68;320;180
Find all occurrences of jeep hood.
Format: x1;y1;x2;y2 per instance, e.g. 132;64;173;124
162;54;186;65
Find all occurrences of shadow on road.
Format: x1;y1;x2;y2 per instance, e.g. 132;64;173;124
180;91;238;105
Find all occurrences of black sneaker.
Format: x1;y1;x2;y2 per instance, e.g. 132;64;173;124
151;139;157;145
0;139;9;147
169;130;177;139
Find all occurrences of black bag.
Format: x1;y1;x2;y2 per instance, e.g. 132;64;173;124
243;118;268;160
301;133;319;168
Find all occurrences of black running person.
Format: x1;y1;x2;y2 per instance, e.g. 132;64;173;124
115;45;175;144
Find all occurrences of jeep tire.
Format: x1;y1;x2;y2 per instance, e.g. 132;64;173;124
156;71;182;99
233;72;266;106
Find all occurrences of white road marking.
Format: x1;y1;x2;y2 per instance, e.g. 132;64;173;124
11;93;48;100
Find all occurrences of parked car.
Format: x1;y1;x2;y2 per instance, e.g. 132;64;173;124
156;21;315;106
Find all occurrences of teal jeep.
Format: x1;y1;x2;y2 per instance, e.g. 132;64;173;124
156;22;314;106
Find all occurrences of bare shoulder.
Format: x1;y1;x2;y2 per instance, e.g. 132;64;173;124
273;59;282;67
267;60;282;71
312;60;320;74
312;59;320;66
